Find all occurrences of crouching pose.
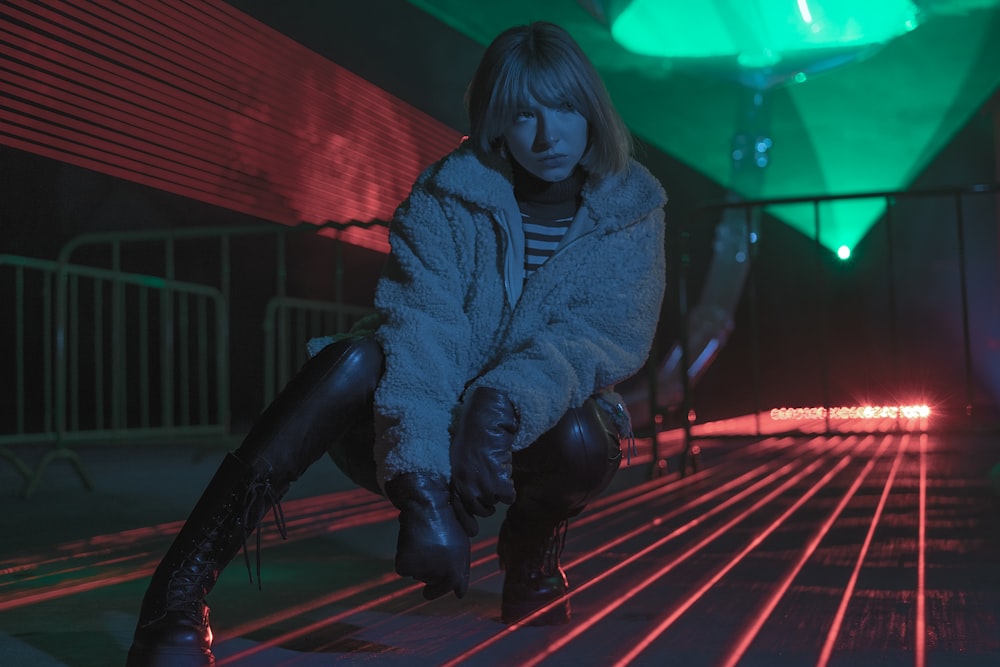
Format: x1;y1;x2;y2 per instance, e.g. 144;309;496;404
127;20;666;666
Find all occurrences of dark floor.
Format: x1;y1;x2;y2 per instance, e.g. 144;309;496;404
2;418;999;666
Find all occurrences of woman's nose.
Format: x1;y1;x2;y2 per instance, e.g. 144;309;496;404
534;112;557;149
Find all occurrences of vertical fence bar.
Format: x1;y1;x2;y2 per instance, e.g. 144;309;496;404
296;307;307;368
264;304;277;406
112;245;125;430
178;292;191;427
197;295;209;425
279;304;290;392
220;235;231;431
676;215;693;476
645;325;660;472
43;271;53;435
953;194;975;416
162;238;175;428
884;196;901;430
15;267;25;434
746;205;762;436
139;287;150;428
55;261;67;443
216;292;229;432
335;239;345;333
69;274;79;431
93;280;105;431
276;232;287;299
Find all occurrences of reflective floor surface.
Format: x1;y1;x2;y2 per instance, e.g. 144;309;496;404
2;421;999;666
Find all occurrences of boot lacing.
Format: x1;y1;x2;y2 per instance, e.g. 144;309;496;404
541;520;569;576
242;476;288;590
163;563;213;620
159;476;288;622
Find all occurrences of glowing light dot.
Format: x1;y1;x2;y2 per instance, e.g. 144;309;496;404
837;245;851;260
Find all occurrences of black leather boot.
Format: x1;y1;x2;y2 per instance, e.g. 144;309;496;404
125;453;263;667
499;398;622;625
126;336;383;666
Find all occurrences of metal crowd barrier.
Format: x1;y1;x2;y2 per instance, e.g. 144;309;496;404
2;221;379;497
1;254;227;497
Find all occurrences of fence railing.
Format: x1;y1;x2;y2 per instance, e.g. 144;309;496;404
654;183;1000;474
1;254;228;496
2;221;380;496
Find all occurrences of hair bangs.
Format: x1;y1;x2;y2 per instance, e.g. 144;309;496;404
467;22;633;175
484;52;590;148
525;59;588;113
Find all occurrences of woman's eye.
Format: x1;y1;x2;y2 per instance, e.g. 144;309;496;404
515;110;533;121
558;101;575;112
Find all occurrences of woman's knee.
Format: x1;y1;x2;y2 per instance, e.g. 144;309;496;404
313;335;384;393
512;399;622;513
313;336;384;496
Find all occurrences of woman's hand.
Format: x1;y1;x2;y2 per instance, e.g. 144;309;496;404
384;472;471;599
449;387;518;536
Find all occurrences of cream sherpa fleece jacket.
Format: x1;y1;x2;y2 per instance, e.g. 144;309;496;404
340;144;666;488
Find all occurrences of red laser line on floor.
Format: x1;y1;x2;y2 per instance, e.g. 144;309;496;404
916;433;927;667
611;453;854;666
0;491;396;610
296;438;820;660
816;434;911;667
366;447;801;663
445;437;849;667
216;578;449;665
718;435;887;667
215;570;404;660
215;470;689;660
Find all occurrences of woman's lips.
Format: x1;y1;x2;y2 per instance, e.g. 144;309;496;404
539;153;566;164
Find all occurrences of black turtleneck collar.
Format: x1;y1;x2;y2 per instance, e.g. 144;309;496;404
511;158;586;205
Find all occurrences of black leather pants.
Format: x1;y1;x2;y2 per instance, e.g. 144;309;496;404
295;336;622;515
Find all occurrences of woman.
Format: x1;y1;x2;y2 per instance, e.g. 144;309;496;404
127;21;666;666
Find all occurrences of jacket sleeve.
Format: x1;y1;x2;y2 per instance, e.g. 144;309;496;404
465;206;666;450
372;184;472;486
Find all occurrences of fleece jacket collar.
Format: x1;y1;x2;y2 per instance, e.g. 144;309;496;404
424;143;664;235
420;143;666;306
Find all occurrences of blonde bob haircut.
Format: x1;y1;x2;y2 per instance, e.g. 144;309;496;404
465;21;633;178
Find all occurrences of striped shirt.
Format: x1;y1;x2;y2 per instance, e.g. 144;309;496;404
512;163;585;281
522;209;573;276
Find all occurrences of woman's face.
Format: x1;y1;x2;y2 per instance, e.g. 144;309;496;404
502;94;588;182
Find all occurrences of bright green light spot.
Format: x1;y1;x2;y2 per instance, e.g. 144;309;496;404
766;198;885;253
837;245;851;260
611;0;922;63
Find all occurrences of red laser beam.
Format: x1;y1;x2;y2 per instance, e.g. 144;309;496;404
0;0;461;253
815;434;911;667
444;437;852;667
718;434;888;667
221;437;810;664
610;452;855;666
916;433;927;667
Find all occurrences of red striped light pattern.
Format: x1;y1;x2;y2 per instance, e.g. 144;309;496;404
0;0;462;253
